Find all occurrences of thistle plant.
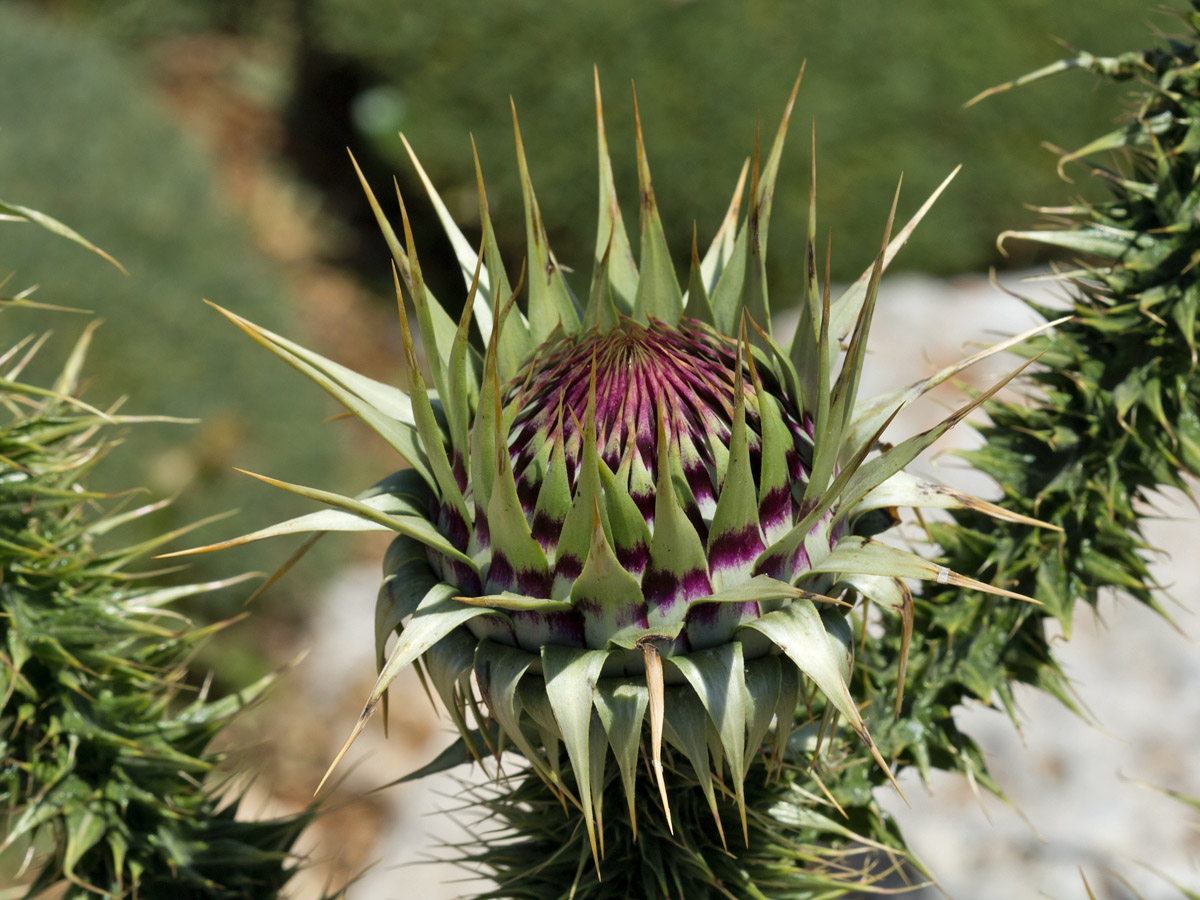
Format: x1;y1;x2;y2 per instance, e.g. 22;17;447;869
803;8;1200;894
883;0;1200;785
0;206;317;898
179;70;1061;895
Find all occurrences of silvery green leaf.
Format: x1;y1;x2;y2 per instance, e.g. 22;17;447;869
542;645;611;868
743;655;782;776
593;678;649;840
666;641;748;843
661;684;726;848
814;537;1037;603
474;640;562;792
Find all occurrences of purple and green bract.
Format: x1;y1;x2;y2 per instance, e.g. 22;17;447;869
181;72;1048;867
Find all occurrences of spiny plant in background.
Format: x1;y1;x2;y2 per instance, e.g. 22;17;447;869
807;6;1200;897
0;205;320;899
181;71;1059;896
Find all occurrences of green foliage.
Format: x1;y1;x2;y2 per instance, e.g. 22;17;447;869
304;0;1133;290
25;0;289;43
460;747;917;900
0;213;319;896
838;0;1200;841
0;322;314;897
0;5;348;602
14;0;1141;297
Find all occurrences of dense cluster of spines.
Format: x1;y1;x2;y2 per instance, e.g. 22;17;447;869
0;213;318;898
824;1;1200;865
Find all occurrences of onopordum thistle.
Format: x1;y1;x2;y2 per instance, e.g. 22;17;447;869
0;205;318;898
182;73;1053;894
863;1;1200;787
786;8;1200;895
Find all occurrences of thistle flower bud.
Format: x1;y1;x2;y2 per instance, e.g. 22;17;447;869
185;72;1050;868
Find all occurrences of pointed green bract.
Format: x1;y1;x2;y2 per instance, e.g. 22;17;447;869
835;356;1034;522
684;226;716;326
347;150;465;382
571;507;647;649
706;344;764;592
470;350;502;533
487;392;552;594
630;91;683;325
857;470;1060;530
584;239;622;332
458;593;574;612
232;469;474;568
752;69;804;265
542;645;611;868
446;254;483;462
645;413;710;629
690;575;825;610
512;102;581;342
400;133;495;344
473;139;533;383
598;460;652;570
207;302;433;485
160;491;419;555
845;315;1064;454
698;160;749;298
666;642;749;843
810;537;1037;603
826;166;961;344
830;181;899;438
474;639;562;791
708;220;750;337
552;372;614;591
395;267;470;528
593;679;650;838
791;124;824;418
593;71;639;314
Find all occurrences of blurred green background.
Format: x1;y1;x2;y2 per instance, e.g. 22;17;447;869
0;0;1155;672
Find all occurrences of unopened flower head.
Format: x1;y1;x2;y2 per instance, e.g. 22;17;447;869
186;71;1045;864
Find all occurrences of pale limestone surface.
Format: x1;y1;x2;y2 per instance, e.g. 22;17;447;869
284;272;1200;899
